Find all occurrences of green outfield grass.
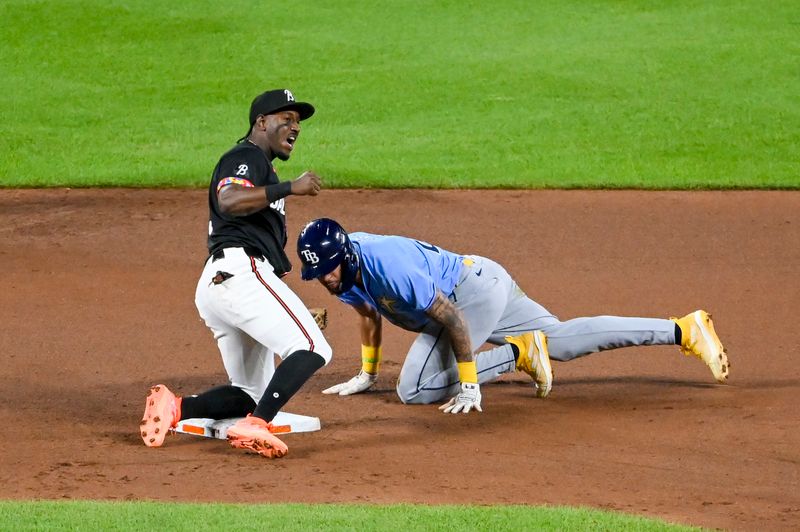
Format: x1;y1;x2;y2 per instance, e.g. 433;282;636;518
0;501;699;531
1;0;797;188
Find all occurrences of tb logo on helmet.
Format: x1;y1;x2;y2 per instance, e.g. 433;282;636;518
301;249;319;264
297;218;360;294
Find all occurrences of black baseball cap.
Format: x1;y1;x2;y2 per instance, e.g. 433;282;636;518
249;89;315;124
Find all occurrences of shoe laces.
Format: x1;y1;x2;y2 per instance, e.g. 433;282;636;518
243;414;276;432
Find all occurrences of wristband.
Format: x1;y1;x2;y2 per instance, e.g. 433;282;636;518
361;345;382;375
265;181;292;203
457;360;478;384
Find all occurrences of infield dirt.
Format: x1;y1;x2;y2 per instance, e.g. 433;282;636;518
1;189;798;530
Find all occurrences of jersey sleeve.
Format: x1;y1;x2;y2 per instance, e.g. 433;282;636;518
213;149;265;194
338;286;370;308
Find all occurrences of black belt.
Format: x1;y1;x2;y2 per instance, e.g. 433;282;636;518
210;247;265;263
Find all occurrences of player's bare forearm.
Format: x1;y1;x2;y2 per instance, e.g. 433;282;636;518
354;302;382;347
218;178;315;216
218;184;273;215
426;291;473;363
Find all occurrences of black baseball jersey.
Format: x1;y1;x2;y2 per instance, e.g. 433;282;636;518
206;141;292;275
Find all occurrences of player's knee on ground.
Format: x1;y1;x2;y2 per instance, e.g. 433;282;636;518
547;351;574;362
395;377;443;405
396;384;424;404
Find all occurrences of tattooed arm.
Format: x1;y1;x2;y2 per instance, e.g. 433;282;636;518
427;290;483;414
425;291;473;363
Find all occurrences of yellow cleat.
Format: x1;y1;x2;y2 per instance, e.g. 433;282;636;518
506;330;553;398
671;310;729;383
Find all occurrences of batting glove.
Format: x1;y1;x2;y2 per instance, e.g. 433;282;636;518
439;382;482;414
322;370;377;396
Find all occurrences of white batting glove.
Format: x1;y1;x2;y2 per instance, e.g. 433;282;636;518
439;382;483;414
322;370;377;396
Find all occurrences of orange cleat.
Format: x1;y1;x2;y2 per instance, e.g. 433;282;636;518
227;415;288;458
140;384;181;447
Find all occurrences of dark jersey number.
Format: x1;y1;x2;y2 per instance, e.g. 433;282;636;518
415;240;440;253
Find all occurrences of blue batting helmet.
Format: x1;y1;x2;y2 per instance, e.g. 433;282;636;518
297;218;360;292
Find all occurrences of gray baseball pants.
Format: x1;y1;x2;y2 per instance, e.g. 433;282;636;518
397;255;676;404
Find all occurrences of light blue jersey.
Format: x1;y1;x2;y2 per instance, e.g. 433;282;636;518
329;231;682;408
338;233;464;331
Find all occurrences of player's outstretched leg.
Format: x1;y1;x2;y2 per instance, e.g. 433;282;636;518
227;414;288;458
505;331;553;398
140;384;182;447
671;310;729;383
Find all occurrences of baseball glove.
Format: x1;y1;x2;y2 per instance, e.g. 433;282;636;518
309;307;328;330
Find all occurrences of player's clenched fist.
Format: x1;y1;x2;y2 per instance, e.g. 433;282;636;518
291;171;322;196
322;370;377;395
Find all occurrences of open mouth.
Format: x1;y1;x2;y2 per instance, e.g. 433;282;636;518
284;135;297;151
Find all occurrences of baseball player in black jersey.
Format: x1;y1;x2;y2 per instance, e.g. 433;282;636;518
140;89;332;458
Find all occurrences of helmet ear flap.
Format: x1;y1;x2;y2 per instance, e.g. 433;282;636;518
338;242;359;292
